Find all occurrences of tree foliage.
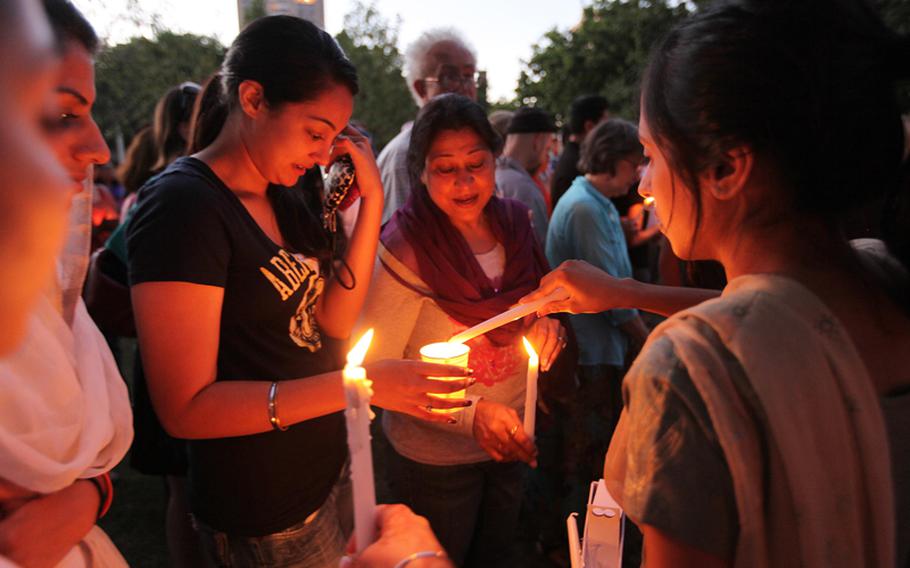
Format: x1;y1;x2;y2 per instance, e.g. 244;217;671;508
516;0;691;122
94;31;225;153
241;0;267;28
516;0;910;121
334;1;416;151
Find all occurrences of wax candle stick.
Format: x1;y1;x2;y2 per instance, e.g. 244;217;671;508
522;337;539;442
449;288;569;345
567;513;582;568
344;329;376;553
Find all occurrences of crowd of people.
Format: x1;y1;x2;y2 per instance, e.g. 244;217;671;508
0;0;908;567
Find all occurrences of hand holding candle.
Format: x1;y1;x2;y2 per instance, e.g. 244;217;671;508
344;329;377;554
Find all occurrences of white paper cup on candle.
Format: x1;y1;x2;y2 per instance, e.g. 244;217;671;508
419;342;471;413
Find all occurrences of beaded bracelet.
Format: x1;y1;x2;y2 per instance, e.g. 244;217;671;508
86;472;113;520
392;550;447;568
268;381;288;432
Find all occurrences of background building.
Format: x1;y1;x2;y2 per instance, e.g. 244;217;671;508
237;0;325;29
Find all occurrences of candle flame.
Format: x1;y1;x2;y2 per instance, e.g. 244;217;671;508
522;336;538;360
347;329;374;367
643;196;655;207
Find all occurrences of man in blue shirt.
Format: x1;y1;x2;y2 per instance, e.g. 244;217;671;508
545;118;650;523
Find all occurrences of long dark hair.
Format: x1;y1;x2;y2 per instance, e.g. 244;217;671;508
642;0;909;271
189;16;358;153
187;15;359;271
152;82;199;171
407;93;502;192
118;125;156;195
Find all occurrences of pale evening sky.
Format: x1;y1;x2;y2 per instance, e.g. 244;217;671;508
71;0;591;102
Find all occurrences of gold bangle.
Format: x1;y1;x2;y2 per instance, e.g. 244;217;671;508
268;381;288;432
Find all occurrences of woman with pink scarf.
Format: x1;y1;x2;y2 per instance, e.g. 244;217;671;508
360;94;568;566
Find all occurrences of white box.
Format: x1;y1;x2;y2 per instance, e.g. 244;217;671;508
567;479;624;568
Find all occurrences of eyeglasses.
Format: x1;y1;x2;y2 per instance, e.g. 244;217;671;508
423;71;479;92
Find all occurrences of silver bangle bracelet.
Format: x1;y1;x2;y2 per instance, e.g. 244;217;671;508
392;550;447;568
267;381;288;432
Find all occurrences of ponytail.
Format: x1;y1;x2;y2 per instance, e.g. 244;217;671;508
187;73;229;155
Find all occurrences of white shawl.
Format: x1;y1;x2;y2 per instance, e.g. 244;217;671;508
0;179;133;567
606;274;894;567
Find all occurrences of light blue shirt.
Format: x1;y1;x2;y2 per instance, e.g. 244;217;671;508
546;176;637;366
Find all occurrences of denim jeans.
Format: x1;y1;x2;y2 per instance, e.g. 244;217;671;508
194;467;353;568
386;448;522;567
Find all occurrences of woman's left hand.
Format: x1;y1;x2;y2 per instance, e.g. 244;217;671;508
472;400;538;467
525;316;567;372
331;126;382;202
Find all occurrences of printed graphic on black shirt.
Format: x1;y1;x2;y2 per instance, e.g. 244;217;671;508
259;249;323;351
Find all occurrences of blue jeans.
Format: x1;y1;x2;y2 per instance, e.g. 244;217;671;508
386;448;521;567
194;467;353;568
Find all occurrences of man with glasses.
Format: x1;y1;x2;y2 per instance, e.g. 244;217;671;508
377;28;478;222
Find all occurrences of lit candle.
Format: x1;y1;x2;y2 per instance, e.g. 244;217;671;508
419;342;471;413
522;337;539;442
344;329;376;553
643;196;655;207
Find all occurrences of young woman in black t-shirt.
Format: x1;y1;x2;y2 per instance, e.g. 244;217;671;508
126;16;472;566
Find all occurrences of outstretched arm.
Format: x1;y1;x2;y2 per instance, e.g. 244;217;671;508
521;260;719;318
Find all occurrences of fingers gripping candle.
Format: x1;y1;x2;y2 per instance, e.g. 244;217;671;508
344;329;376;553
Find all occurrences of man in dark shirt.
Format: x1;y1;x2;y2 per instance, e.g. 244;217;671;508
551;95;609;207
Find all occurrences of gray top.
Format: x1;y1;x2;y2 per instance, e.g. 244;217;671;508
359;244;530;466
376;125;413;224
495;156;549;246
623;316;910;566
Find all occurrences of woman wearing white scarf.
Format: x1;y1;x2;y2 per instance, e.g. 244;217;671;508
0;1;132;566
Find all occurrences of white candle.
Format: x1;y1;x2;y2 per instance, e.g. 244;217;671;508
522;337;539;442
449;288;569;345
567;512;582;568
343;329;376;553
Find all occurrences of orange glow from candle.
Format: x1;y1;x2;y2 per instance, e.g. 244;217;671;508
347;329;374;368
522;336;538;362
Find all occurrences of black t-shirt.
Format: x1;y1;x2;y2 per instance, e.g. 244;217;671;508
127;157;347;536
